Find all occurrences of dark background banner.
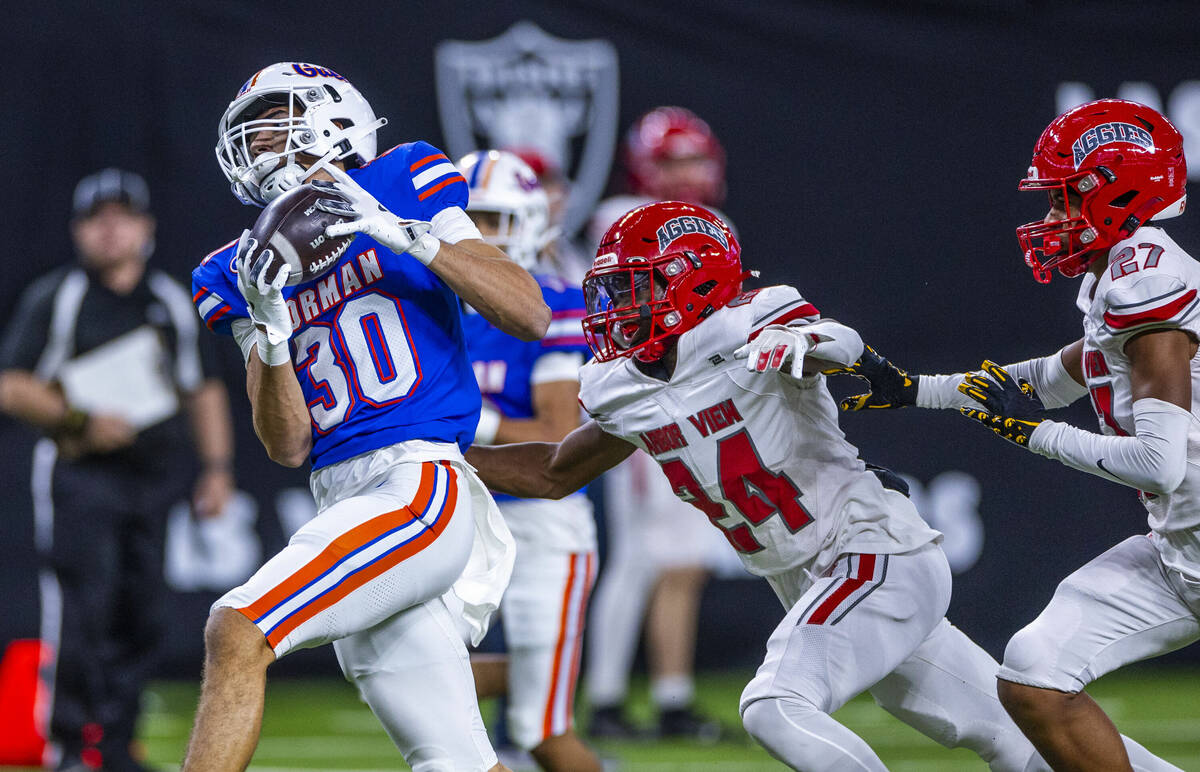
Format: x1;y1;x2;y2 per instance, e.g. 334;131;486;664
3;1;1200;675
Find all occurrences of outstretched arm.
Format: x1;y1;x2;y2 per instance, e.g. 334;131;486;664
960;331;1194;495
466;419;637;499
828;340;1087;412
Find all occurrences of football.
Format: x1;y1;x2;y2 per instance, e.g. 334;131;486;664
245;182;357;287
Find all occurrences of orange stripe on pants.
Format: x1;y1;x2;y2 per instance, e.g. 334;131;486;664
542;553;584;739
263;464;458;647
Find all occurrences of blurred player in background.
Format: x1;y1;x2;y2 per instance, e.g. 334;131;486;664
469;200;1056;771
0;169;235;772
507;148;592;285
836;98;1193;772
185;62;549;772
585;106;735;740
457;149;602;772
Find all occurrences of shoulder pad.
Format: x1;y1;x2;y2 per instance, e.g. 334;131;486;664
746;285;820;341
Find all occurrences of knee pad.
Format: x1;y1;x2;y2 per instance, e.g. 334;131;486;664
999;621;1080;693
741;695;819;741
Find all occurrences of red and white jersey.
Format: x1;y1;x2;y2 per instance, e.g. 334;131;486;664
578;285;940;578
1076;226;1200;575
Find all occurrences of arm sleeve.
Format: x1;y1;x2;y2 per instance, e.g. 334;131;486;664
1028;397;1192;494
405;141;470;221
430;206;483;245
192;242;250;336
916;345;1087;410
795;319;863;367
0;276;57;372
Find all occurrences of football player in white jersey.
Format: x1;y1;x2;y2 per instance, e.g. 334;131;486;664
837;99;1195;772
586;107;736;740
457;149;602;772
467;200;1055;770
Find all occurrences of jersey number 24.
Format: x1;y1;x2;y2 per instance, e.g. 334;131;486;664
660;430;814;553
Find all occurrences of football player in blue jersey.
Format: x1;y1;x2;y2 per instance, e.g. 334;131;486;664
184;63;549;772
456;150;602;772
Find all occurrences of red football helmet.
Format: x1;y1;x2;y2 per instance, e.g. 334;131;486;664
583;201;748;363
1017;99;1187;283
624;107;726;206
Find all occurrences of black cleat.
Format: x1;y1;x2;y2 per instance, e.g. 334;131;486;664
657;706;723;743
589;705;650;740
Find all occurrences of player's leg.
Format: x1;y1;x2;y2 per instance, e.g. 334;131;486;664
103;485;172;771
471;653;509;699
739;545;950;770
868;617;1044;771
997;535;1197;772
502;548;601;772
35;448;121;768
334;596;503;772
645;564;718;739
586;460;656;735
184;460;473;770
182;607;275;772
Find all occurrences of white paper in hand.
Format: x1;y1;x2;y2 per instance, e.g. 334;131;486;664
57;326;180;429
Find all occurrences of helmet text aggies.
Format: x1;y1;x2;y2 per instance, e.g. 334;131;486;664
1017;99;1187;283
216;62;386;207
582;202;747;363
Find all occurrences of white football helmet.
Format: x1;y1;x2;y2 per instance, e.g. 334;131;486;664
458;150;558;270
216;62;386;206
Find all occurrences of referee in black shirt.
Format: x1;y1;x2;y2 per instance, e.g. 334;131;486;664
0;169;235;772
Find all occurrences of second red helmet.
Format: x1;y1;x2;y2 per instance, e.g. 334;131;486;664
1017;99;1187;283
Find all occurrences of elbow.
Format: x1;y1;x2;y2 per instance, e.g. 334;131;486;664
256;426;311;468
267;445;309;468
512;301;552;342
806;320;863;367
542;478;574;500
1147;457;1187;496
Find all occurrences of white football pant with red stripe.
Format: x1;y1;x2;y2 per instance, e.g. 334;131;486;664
741;544;1046;772
214;455;500;772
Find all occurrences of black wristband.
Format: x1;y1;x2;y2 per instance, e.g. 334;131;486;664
54;407;90;440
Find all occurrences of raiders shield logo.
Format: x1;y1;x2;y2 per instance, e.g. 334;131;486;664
435;21;619;240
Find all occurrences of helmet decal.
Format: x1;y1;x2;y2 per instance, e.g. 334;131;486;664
1072;122;1154;169
656;215;729;251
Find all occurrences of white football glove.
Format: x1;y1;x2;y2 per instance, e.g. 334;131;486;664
319;166;441;265
733;324;815;379
234;229;293;364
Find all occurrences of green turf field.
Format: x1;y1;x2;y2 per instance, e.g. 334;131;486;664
21;667;1200;771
